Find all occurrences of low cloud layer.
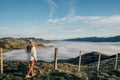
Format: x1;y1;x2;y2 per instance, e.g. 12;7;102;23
3;41;120;62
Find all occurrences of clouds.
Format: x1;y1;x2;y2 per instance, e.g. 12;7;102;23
0;27;15;36
0;0;120;40
0;26;41;38
46;0;76;18
46;0;58;18
46;15;120;38
66;0;75;17
47;15;120;27
0;15;120;39
47;16;100;24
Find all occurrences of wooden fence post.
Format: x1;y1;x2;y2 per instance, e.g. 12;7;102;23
0;48;3;73
54;48;58;70
78;51;82;72
97;53;101;71
115;53;118;70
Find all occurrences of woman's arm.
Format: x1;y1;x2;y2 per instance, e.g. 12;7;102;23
31;47;37;61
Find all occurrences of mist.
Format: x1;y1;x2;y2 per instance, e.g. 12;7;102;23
3;41;120;62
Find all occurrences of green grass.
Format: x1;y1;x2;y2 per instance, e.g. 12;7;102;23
0;61;83;80
1;56;120;80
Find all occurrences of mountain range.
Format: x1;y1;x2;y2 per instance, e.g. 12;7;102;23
64;35;120;42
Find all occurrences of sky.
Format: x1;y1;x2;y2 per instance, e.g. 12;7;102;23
0;0;120;40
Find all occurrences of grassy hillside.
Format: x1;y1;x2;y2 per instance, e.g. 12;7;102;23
0;38;26;52
0;55;120;80
0;37;52;52
58;52;111;65
0;61;85;80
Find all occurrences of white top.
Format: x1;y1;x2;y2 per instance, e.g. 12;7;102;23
27;46;37;61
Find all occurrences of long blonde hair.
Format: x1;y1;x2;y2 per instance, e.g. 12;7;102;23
26;41;35;53
30;41;35;47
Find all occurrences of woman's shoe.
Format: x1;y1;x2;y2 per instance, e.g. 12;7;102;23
32;73;36;77
25;75;31;78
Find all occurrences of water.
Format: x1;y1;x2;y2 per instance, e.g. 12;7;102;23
3;41;120;62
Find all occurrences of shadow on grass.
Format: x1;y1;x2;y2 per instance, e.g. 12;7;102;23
50;71;82;80
108;70;120;77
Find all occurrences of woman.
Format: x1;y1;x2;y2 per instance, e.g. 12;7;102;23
25;40;37;78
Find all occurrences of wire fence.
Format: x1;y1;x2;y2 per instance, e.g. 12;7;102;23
0;48;120;75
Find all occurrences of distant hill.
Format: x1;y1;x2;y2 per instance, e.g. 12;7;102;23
0;37;51;43
64;35;120;42
0;37;52;52
58;52;117;65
